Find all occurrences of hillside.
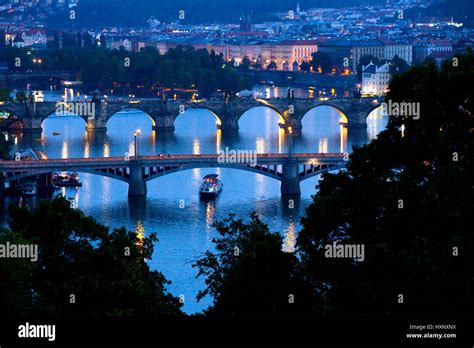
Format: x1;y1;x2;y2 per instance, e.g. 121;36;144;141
46;0;386;28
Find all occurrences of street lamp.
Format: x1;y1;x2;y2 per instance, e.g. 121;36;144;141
134;129;141;159
287;126;293;156
32;58;42;71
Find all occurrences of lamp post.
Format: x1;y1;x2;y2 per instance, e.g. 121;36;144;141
134;129;141;159
32;58;42;71
288;126;293;157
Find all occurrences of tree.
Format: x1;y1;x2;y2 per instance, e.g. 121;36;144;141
0;134;11;160
15;91;26;102
240;56;251;70
5;45;250;98
198;68;217;97
297;52;474;318
0;87;11;102
251;58;262;69
310;51;333;74
267;61;277;70
1;197;183;316
389;55;410;75
0;30;6;51
0;228;36;314
194;213;313;318
300;61;311;72
99;34;107;49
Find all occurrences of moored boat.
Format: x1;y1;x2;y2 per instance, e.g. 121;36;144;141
21;181;38;196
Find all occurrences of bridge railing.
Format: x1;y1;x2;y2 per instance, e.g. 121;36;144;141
0;153;346;167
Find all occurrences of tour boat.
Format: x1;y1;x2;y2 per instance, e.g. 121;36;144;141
52;131;61;136
21;181;38;196
53;172;82;188
199;174;223;198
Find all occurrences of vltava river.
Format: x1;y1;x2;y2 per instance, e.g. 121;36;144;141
3;105;387;313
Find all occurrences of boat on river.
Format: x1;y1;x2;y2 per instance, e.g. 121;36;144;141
21;181;38;196
199;174;223;198
53;172;82;188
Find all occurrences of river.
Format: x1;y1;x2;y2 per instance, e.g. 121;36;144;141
1;96;387;313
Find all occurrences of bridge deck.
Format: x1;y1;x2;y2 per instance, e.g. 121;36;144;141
0;153;346;170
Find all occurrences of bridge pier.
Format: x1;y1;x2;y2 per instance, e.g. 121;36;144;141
346;102;371;128
218;115;239;131
280;159;301;196
345;111;368;128
282;118;303;132
86;102;108;132
86;120;107;132
21;116;43;134
153;115;176;132
22;127;43;134
128;160;147;197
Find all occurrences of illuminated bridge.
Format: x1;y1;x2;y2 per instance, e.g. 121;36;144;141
0;153;346;196
0;97;382;133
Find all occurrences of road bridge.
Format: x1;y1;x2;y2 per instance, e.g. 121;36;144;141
0;153;346;196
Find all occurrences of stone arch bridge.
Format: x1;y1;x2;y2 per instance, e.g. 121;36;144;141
7;71;75;85
1;97;382;133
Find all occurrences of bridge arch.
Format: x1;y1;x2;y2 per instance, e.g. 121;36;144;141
300;103;349;125
106;107;157;127
174;106;223;128
2;168;129;184
299;163;347;181
41;112;88;126
145;164;283;182
366;104;385;119
9;74;67;88
237;104;286;129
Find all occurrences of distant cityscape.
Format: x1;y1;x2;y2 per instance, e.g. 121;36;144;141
0;0;471;95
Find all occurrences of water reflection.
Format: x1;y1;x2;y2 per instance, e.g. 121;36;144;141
367;106;388;141
5;106;387;314
282;220;296;253
204;200;216;238
61;141;68;159
281;195;301;217
193;138;200;155
129;195;147;222
340;125;348;153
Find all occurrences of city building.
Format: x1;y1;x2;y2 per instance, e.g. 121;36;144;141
429;50;454;67
361;61;391;96
110;38;133;51
5;30;47;47
12;33;26;48
413;39;452;62
381;39;413;64
314;40;352;69
177;39;318;71
239;13;252;32
350;40;385;71
22;29;47;46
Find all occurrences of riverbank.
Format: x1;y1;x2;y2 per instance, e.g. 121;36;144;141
239;69;358;92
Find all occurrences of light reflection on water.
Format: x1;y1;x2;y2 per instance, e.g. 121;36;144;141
4;106;387;314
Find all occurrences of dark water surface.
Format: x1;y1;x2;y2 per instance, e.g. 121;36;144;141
3;105;387;313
